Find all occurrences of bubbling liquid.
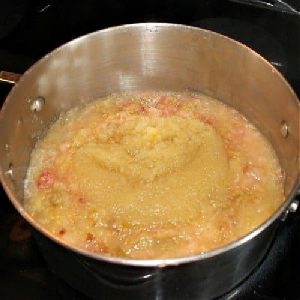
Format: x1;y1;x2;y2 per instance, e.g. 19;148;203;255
24;92;284;259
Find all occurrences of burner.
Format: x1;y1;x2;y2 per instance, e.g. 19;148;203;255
32;210;299;300
0;189;300;300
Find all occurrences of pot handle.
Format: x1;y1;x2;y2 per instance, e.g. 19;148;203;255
0;70;21;84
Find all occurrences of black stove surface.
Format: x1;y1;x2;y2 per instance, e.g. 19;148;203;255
1;191;300;300
0;1;299;299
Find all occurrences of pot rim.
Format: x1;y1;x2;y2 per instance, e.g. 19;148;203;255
0;22;299;267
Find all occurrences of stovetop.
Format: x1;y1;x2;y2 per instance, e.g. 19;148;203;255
0;1;299;299
1;189;300;300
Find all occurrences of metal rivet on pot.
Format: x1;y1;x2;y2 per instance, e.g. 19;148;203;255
5;162;13;178
289;200;299;213
280;120;289;138
30;96;45;112
281;200;299;221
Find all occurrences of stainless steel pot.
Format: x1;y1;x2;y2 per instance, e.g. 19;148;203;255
0;23;299;300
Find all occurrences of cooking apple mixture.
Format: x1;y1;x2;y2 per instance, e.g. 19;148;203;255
24;92;284;259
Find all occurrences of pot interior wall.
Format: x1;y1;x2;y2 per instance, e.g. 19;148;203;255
0;24;299;205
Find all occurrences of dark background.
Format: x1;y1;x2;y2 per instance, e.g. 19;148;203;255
0;0;299;96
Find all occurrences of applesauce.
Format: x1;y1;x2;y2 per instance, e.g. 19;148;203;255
24;92;284;259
